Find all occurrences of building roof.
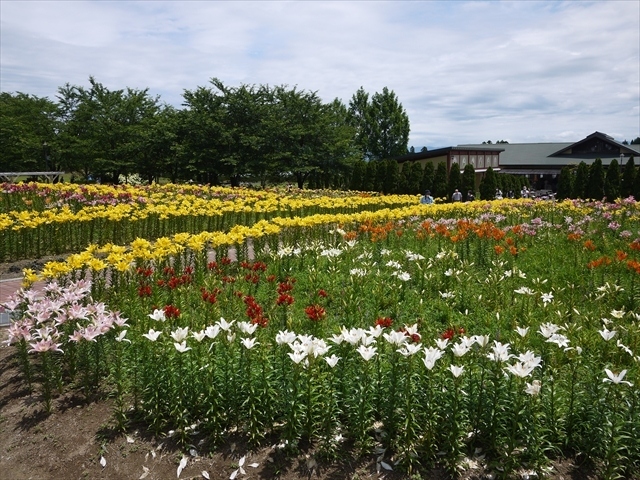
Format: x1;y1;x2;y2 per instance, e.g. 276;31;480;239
460;132;639;169
396;145;504;164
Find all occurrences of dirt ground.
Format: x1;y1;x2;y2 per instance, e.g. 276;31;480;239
0;258;603;480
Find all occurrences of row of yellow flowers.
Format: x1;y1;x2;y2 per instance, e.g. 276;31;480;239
23;197;639;286
1;187;418;232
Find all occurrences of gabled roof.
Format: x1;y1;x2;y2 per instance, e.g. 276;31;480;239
549;131;639;157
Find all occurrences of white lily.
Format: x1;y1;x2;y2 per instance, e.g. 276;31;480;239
603;369;633;386
174;341;191;353
525;380;542;396
204;324;220;339
276;330;297;345
599;328;617;341
397;343;422;357
422;346;444;370
217;317;235;331
238;321;258;335
383;330;408;346
324;354;340;368
148;309;166;321
192;330;206;342
170;326;189;342
288;351;307;364
142;328;162;342
356;344;377;361
115;330;131;343
241;337;259;350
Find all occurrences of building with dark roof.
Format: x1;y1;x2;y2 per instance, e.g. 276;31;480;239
397;131;639;191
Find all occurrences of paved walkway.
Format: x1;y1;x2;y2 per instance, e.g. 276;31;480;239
0;277;31;326
0;277;23;326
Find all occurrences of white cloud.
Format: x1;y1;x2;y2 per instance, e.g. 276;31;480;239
1;0;638;148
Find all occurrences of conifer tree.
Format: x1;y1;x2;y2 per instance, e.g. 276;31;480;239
349;159;366;191
621;156;636;198
400;161;423;195
461;163;476;200
556;165;573;200
586;158;605;200
604;158;620;201
383;159;400;194
432;161;448;199
362;161;376;191
573;161;589;199
479;167;497;200
447;163;462;199
374;160;387;192
421;162;435;194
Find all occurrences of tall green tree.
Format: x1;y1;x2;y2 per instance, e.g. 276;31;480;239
461;163;476;200
208;79;273;187
573;161;589;199
621;156;636;198
141;106;188;184
181;84;229;184
604;159;620;201
586;158;605;200
421;162;435;194
399;161;423;195
310;98;359;190
347;86;409;161
0;92;59;171
368;87;410;160
346;87;372;161
447;163;462;199
56;77;160;182
350;159;366;191
363;161;377;191
479;167;497;200
432;162;448;199
556;165;574;200
269;86;336;188
382;159;400;194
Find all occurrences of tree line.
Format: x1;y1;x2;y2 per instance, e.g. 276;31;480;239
1;78;411;188
556;157;640;201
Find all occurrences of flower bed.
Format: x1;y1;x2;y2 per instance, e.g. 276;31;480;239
3;191;640;478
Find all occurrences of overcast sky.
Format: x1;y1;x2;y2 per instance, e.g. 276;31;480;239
1;0;638;149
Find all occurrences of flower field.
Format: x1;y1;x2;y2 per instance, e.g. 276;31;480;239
2;182;640;479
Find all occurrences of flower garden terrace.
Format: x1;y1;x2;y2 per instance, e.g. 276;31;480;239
14;196;640;285
0;182;416;262
3;195;640;478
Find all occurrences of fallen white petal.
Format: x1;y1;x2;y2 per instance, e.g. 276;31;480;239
202;471;210;479
140;466;150;479
100;456;106;468
177;456;187;478
230;469;239;480
126;435;135;444
238;455;246;467
248;462;259;468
